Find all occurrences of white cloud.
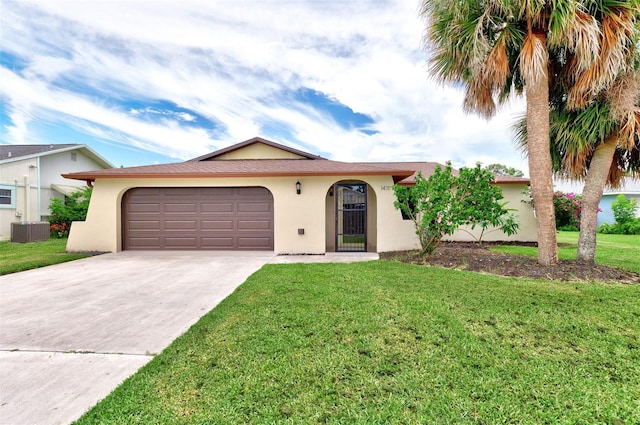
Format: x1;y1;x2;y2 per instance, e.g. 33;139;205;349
0;0;531;174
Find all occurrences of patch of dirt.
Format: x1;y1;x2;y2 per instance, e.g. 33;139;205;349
380;242;639;284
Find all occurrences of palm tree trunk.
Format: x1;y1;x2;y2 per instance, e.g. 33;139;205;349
577;135;618;263
526;72;558;266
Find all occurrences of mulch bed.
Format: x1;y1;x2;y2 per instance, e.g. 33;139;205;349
379;242;639;284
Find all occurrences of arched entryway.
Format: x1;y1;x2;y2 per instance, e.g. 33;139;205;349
325;181;377;252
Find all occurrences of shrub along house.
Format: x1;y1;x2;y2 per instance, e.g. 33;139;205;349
62;137;536;253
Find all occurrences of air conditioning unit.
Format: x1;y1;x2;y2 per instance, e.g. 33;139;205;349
11;222;50;243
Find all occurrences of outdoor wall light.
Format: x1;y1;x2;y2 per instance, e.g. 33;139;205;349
296;181;301;195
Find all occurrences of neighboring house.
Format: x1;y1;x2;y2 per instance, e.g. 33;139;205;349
598;179;640;225
62;137;537;254
554;177;640;226
0;144;114;240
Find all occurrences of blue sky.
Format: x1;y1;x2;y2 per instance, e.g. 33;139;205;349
1;0;527;172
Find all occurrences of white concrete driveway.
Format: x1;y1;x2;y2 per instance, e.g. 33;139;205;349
0;252;275;425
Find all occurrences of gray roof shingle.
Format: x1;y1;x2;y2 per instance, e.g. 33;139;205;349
0;144;79;161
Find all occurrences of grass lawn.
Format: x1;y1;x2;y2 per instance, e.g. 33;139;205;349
75;261;640;424
0;238;90;275
493;231;640;273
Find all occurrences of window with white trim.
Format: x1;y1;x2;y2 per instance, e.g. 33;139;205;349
0;186;15;208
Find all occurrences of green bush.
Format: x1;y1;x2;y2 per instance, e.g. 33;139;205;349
598;219;640;235
597;195;640;235
612;194;638;225
394;163;518;255
48;187;92;238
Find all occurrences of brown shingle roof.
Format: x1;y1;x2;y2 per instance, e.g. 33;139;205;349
62;159;416;182
357;162;447;185
59;137;529;186
358;162;530;185
62;158;530;185
491;175;531;184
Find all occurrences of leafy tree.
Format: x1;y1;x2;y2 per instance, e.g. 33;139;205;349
394;165;458;255
483;163;524;177
394;163;518;255
48;187;92;237
420;0;636;265
456;164;519;242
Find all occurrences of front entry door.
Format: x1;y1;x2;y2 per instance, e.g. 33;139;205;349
335;183;367;252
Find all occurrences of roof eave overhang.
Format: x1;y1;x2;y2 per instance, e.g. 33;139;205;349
491;180;531;185
1;145;114;168
397;180;531;187
62;170;415;182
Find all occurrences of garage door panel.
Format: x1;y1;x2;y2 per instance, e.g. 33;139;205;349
123;187;273;250
163;187;200;196
164;203;197;213
238;237;272;249
127;237;162;248
164;220;198;230
128;220;160;230
201;237;235;249
128;203;160;213
164;237;199;247
131;188;162;196
201;220;234;230
238;220;271;230
201;203;234;213
238;202;271;213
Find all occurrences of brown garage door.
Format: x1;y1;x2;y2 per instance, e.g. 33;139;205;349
122;187;274;250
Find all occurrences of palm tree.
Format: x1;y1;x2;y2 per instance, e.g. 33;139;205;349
420;0;636;265
548;71;639;263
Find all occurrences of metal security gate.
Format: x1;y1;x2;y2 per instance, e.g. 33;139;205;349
335;183;367;252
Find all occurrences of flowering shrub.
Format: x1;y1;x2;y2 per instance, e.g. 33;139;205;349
394;164;458;255
50;222;70;238
553;191;582;231
394;163;518;255
48;187;92;238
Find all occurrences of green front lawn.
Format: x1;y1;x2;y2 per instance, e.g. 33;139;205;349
492;231;640;273
0;238;90;275
76;261;640;424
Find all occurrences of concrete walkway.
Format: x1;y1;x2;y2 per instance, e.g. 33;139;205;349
0;251;377;425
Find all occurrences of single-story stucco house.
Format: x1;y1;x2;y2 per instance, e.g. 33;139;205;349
62;137;536;253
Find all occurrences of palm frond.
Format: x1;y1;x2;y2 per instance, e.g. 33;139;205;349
483;35;510;93
520;31;548;85
463;77;497;117
618;109;640;150
547;0;579;48
565;10;601;72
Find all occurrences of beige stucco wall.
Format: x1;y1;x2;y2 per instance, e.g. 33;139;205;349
447;183;538;243
66;177;537;253
214;144;306;160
